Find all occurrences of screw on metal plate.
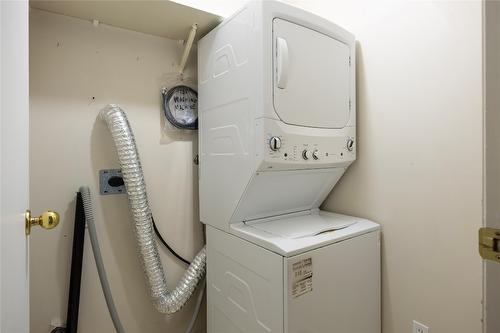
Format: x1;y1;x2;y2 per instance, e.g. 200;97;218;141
99;169;125;195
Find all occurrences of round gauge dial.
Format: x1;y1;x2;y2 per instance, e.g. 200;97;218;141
162;85;198;130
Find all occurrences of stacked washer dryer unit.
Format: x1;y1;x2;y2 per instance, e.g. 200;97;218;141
199;2;380;333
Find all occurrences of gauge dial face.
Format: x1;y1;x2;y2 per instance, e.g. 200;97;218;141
163;85;198;129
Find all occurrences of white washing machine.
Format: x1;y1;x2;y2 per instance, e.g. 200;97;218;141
198;1;380;332
207;210;380;333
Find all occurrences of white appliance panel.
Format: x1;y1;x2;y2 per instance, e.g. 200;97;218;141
257;118;355;172
207;226;284;333
231;168;345;223
247;210;355;239
285;232;381;333
198;5;257;231
273;18;351;129
198;1;356;229
207;223;381;333
231;210;380;256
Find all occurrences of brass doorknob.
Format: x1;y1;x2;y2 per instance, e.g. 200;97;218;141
25;210;60;235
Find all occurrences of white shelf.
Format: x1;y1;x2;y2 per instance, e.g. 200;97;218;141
30;0;222;41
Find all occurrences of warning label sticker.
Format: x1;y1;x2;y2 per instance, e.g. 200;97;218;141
290;257;313;298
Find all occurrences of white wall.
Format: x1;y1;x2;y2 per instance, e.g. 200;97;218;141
286;1;483;332
29;9;204;333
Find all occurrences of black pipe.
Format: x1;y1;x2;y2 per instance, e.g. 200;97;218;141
64;192;86;333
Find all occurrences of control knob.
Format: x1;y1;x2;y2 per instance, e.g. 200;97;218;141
312;150;320;160
302;149;313;160
269;136;282;151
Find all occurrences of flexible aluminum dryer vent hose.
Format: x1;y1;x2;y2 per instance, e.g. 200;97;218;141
99;104;206;314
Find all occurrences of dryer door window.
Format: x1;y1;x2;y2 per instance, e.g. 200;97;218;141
273;18;351;129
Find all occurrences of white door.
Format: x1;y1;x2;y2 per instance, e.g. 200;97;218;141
272;18;351;129
483;1;500;332
0;1;30;332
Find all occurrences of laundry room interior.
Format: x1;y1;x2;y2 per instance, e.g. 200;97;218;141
3;0;499;333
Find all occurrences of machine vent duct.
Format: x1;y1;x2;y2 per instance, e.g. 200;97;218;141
99;104;205;314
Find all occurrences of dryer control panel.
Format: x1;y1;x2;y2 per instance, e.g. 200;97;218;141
256;118;355;171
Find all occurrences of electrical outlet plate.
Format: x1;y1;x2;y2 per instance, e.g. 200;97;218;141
413;320;429;333
99;169;125;195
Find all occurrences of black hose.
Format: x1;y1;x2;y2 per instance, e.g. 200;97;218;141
65;192;86;333
152;217;190;265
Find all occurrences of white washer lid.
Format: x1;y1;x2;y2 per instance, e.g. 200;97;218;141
230;210;380;256
248;210;354;239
